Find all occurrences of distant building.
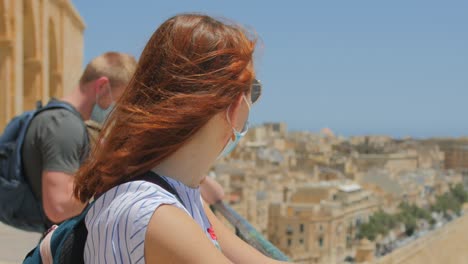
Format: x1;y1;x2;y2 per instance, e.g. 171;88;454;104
0;0;85;130
268;182;379;264
219;122;463;263
348;152;420;178
263;122;288;138
421;139;468;170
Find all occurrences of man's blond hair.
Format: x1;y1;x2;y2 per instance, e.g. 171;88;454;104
79;52;137;87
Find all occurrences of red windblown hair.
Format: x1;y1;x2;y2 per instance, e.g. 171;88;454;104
74;14;256;202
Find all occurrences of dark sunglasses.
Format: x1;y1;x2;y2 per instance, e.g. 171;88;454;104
251;79;262;104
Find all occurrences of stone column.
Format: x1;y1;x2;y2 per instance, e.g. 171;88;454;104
0;37;13;129
23;57;42;110
50;70;62;98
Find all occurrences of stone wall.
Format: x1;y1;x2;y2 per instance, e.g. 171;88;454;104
0;0;84;130
375;213;468;264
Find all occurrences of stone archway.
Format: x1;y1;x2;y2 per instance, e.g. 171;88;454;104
22;0;41;111
48;19;61;98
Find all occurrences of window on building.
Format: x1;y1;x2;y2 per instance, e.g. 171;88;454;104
287;239;292;247
336;224;342;235
299;238;304;244
318;237;324;248
286;225;293;235
273;123;280;131
346;235;352;249
300;223;304;233
356;218;362;226
403;194;408;201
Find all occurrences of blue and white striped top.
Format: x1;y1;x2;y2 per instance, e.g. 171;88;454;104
83;174;220;263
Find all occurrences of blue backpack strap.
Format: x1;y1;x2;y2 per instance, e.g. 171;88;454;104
36;100;90;162
22;204;93;264
15;101;86;175
35;100;82;119
136;171;185;206
94;171;184;206
51;204;92;264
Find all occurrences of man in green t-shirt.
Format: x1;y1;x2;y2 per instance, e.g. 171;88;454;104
22;52;137;226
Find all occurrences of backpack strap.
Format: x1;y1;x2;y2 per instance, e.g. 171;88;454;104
133;171;185;206
36;100;81;118
34;204;93;264
93;171;185;206
37;100;90;162
84;120;102;149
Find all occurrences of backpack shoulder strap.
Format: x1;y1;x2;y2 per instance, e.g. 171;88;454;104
84;120;102;149
93;172;185;207
36;101;82;120
36;100;90;161
134;171;185;207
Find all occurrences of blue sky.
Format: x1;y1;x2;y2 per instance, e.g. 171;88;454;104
73;0;468;138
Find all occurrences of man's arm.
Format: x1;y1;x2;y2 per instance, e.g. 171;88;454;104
37;110;88;223
42;171;86;223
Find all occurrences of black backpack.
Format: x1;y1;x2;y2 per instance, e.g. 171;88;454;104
23;171;183;264
0;101;88;232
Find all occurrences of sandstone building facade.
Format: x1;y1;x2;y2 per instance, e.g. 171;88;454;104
0;0;84;130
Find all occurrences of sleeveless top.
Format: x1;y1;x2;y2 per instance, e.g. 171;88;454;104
83;175;220;264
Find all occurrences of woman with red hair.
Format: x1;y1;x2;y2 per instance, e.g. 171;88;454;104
74;14;287;263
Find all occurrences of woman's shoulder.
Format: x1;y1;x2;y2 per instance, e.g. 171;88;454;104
86;180;186;225
83;181;188;263
104;179;181;204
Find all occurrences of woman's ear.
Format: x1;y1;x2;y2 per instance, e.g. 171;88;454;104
227;93;248;132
